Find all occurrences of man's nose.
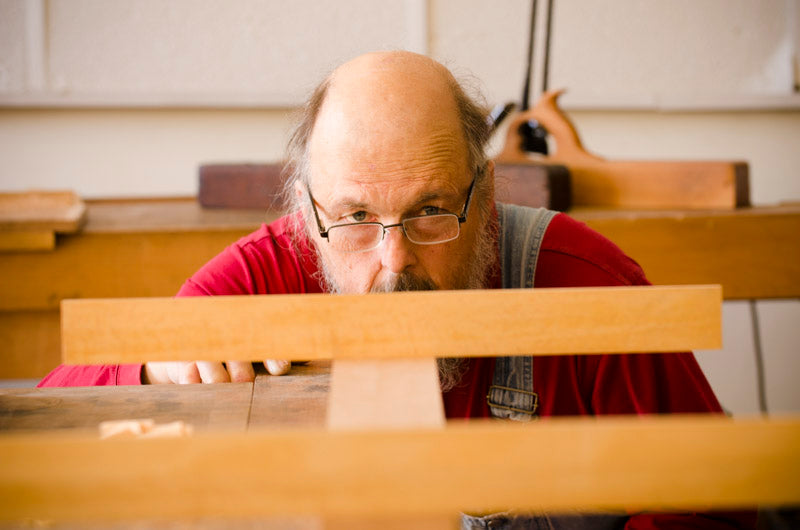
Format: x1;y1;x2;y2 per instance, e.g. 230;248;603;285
379;225;417;274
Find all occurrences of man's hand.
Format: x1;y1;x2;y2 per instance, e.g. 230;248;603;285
142;360;291;384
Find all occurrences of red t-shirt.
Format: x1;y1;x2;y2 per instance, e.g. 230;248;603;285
39;210;722;420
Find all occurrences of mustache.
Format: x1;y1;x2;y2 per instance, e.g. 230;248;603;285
370;272;437;293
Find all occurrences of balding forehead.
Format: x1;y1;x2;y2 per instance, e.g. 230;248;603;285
318;53;461;141
330;53;455;106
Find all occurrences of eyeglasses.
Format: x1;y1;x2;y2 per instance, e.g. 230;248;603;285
307;177;476;253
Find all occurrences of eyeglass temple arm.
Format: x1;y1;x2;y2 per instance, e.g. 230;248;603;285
305;185;329;238
458;176;477;223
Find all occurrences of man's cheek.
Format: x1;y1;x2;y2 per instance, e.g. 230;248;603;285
337;256;379;294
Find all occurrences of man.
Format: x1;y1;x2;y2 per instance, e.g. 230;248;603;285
39;51;754;527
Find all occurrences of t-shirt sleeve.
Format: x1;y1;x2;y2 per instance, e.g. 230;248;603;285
176;220;322;297
37;364;142;388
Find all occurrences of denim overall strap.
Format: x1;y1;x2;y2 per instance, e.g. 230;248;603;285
487;203;557;422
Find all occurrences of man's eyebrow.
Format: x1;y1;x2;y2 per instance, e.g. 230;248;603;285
328;188;459;213
328;197;371;212
414;189;460;206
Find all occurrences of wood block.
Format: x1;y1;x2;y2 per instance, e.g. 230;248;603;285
327;358;445;430
558;160;749;210
494;162;571;211
0;416;796;520
0;190;86;252
497;91;749;209
199;163;284;209
199;162;572;211
0;190;86;232
60;285;722;365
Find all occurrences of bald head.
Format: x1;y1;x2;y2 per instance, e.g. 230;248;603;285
283;51;490;206
309;52;467;189
328;51;459;112
323;51;461;140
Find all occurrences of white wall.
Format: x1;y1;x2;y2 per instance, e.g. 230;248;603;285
2;0;798;202
0;0;798;413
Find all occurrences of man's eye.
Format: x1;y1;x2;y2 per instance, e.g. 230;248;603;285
421;206;444;216
349;211;368;222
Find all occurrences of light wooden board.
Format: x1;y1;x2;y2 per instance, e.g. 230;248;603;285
326;356;447;529
61;285;722;365
327;358;445;430
0;415;796;521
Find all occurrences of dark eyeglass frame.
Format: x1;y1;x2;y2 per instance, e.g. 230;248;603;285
306;176;477;251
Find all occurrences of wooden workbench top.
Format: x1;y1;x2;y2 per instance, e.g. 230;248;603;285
0;361;331;433
82;197;274;233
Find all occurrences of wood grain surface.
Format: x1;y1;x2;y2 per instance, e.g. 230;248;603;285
1;415;796;520
0;362;333;433
249;361;330;428
60;285;722;365
0;382;253;433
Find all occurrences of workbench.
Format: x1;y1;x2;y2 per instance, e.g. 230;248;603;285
0;361;330;432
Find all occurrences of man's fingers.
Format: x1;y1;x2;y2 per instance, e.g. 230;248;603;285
226;361;255;383
195;361;230;383
264;359;291;376
178;362;202;384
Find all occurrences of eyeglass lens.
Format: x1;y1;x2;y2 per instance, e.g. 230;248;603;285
327;214;460;252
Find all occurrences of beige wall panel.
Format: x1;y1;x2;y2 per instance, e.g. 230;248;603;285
759;300;800;414
2;109;798;203
0;0;28;93
46;0;422;105
549;0;796;107
432;0;799;109
430;0;530;105
695;301;761;417
0;109;294;197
